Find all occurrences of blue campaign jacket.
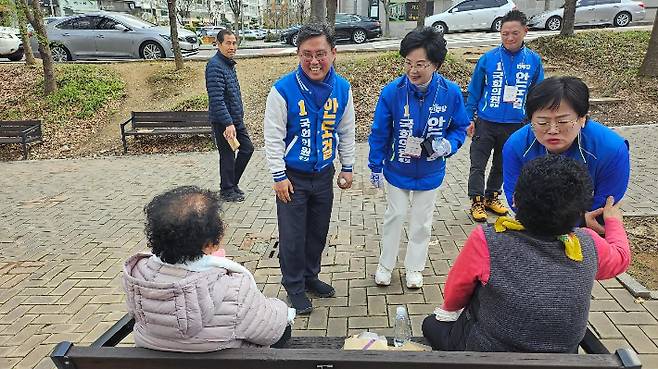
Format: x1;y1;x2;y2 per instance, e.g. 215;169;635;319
368;73;470;191
206;53;244;127
502;120;630;211
466;45;544;124
268;68;353;177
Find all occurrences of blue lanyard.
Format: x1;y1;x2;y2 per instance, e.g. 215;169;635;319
498;46;527;86
404;76;441;138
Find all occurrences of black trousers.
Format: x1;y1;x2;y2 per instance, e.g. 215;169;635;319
271;325;292;348
467;118;524;198
277;166;334;295
212;123;254;192
422;286;481;351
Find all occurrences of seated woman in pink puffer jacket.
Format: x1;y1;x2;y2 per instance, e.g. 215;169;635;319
122;186;294;352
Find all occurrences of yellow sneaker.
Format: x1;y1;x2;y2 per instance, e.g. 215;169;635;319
484;192;509;215
470;196;487;222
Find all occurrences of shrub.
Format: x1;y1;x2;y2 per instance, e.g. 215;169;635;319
46;64;125;119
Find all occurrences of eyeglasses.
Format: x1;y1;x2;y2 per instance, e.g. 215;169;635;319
300;51;329;62
531;118;579;133
403;60;433;71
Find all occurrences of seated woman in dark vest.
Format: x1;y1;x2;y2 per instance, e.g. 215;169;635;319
421;155;630;352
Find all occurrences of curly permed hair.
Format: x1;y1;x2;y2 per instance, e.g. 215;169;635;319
515;155;593;236
144;186;225;264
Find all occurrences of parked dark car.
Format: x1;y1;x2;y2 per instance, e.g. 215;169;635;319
281;13;382;46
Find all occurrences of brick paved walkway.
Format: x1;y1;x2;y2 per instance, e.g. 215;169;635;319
1;125;657;369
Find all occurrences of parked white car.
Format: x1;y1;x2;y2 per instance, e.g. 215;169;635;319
0;27;23;61
528;0;646;31
424;0;517;34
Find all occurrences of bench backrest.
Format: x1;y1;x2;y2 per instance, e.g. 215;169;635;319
51;342;640;369
131;111;210;128
0;120;42;136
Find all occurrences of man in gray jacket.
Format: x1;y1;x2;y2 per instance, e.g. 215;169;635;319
206;29;254;202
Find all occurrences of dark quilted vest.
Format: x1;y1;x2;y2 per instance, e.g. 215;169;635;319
466;225;598;352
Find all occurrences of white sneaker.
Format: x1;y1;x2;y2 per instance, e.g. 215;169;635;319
374;265;392;286
405;271;423;289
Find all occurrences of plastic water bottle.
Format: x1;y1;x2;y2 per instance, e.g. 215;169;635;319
393;306;412;347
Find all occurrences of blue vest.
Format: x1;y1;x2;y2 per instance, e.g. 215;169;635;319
466;45;544;124
368;73;470;191
273;70;351;173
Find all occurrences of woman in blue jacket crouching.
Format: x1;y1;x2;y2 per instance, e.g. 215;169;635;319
502;76;630;234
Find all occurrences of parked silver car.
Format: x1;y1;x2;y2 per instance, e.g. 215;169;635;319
424;0;517;34
528;0;646;31
32;12;199;62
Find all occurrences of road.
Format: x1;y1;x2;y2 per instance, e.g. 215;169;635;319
0;25;651;63
193;28;562;60
192;24;649;60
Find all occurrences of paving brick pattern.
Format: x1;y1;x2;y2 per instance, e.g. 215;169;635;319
0;124;657;369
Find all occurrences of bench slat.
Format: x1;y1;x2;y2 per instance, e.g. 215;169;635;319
58;346;629;369
0;120;41;127
123;129;212;136
0;136;41;144
131;121;211;128
132;112;208;120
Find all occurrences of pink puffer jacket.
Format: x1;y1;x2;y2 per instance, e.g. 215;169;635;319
122;253;289;352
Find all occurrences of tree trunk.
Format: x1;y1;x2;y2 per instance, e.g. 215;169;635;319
234;16;240;43
15;0;36;66
326;0;337;32
310;0;325;23
639;15;658;77
416;0;426;29
544;0;550;11
167;0;184;70
380;0;390;37
560;0;576;36
20;0;56;94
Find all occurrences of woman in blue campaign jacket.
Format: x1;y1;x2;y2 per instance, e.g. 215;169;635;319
503;77;630;233
368;28;470;289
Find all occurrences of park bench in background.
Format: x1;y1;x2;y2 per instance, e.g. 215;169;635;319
0;120;42;160
50;313;642;369
120;111;212;153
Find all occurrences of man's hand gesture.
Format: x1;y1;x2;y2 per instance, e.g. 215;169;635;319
273;179;294;203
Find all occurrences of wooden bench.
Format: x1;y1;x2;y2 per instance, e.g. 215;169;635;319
119;111;212;153
0;120;42;160
50;313;642;369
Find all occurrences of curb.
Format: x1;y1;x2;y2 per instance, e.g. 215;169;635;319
617;273;658;300
615;213;658;300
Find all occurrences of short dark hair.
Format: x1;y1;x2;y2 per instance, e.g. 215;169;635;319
400;27;448;69
296;23;336;50
515;155;593;237
144;186;225;264
501;10;528;27
525;76;590;121
217;29;234;44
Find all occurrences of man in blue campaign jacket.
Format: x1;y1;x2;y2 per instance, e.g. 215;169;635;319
503;76;630;234
264;24;355;314
368;28;469;289
205;29;253;202
465;10;544;222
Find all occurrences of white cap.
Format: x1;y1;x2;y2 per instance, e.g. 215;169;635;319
396;306;406;316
